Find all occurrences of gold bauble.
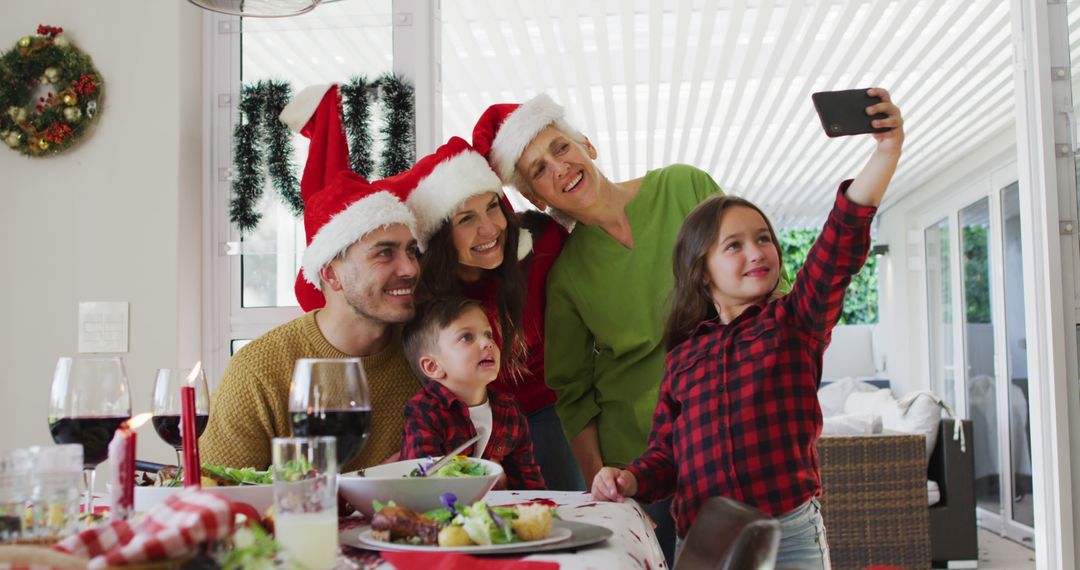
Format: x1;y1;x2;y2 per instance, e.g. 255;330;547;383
37;138;49;150
53;36;70;48
43;67;59;83
17;36;31;48
62;93;75;106
4;133;21;149
62;107;81;122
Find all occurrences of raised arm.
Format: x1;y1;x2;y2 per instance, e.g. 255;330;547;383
845;87;904;207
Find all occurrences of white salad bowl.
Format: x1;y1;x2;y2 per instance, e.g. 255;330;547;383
338;457;503;517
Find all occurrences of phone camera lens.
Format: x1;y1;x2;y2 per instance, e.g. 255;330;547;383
830;124;842;132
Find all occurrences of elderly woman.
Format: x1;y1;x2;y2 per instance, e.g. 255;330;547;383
401;136;585;491
473;95;724;562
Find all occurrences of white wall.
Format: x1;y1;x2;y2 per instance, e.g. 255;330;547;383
0;1;203;469
875;126;1016;397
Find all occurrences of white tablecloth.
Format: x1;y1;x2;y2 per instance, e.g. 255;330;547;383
347;490;666;570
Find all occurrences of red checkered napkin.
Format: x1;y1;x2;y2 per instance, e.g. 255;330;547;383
53;489;237;569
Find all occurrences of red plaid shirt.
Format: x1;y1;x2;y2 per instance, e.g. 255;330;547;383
626;183;876;538
401;380;547;490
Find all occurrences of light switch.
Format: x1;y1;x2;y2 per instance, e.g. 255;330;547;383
78;302;129;353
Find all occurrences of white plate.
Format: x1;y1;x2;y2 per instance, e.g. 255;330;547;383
353;524;572;553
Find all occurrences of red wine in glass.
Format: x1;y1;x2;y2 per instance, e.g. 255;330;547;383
290;408;371;468
152;414;210;450
289;358;371;471
152;367;210;471
49;416;131;467
48;356;132;516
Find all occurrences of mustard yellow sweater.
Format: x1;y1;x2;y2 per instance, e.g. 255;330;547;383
201;311;421;472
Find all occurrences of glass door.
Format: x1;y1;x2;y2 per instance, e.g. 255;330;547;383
925;218;958;410
959;198;1001;516
1000;183;1034;531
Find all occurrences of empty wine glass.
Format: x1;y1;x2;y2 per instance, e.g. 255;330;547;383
151;367;210;472
48;356;132;517
289;358;371;471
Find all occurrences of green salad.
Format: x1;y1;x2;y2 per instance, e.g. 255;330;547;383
408;455;486;478
203;465;274;485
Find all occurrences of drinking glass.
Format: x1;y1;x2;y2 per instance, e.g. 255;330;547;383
272;436;338;570
48;356;132;517
27;444;82;540
151;367;210;470
0;448;30;543
289;358;371;470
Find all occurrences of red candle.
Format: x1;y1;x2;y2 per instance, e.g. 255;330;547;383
181;385;201;488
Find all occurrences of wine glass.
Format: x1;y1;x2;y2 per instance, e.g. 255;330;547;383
48;356;132;517
289;358;371;470
151;367;210;472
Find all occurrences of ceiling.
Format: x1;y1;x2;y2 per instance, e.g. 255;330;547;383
243;0;1018;229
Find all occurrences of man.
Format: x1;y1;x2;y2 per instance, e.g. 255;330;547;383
202;85;422;472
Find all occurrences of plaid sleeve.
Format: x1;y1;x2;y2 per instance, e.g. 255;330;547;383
785;181;877;340
624;367;679;502
399;395;444;459
504;404;548;490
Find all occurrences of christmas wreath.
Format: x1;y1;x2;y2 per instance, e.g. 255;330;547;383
0;25;104;156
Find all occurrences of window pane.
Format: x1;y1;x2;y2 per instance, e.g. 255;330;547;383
1001;183;1033;527
239;1;394;308
960;197;1001;515
925;218;955;410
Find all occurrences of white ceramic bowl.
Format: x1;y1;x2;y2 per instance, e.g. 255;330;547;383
135;484;275;514
338;457;502;517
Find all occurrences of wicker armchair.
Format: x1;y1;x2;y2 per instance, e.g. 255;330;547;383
817;432;931;570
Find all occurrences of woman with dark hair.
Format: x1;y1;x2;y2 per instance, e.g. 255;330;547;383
402;136;585;491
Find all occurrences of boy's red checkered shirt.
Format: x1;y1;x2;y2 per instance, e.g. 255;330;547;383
625;182;876;538
401;380;546;490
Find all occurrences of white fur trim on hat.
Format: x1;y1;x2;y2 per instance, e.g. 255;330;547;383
279;84;335;133
516;227;534;260
301;191;417;288
489;94;583;183
407;151;504;249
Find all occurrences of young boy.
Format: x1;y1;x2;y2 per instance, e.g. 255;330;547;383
401;297;546;490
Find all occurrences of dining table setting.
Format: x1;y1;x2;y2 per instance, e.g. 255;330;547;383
0;355;667;569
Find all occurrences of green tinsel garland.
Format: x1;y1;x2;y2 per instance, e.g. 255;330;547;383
230;75;415;233
230;80;300;233
340;75;374;179
376;73;415;178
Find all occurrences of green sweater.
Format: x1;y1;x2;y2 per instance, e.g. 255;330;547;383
201;311;421;472
545;164;722;467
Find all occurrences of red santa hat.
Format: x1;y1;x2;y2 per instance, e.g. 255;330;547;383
471;93;584;195
399;136;505;250
280;84;416;310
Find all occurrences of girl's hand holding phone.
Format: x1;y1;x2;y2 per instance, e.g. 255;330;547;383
866;87;904;155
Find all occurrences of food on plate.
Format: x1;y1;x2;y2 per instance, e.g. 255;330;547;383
408;455;486;478
371;504;441;544
369;493;555;547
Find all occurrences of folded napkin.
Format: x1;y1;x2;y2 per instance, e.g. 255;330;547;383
53;489;236;569
381;551;558;570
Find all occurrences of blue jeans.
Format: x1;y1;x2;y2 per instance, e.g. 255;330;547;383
774;498;831;569
525;405;586;491
673;498;830;570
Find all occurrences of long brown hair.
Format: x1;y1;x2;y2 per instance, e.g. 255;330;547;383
664;195;783;350
415;198;527;377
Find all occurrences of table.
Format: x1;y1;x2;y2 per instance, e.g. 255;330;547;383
342;490;666;569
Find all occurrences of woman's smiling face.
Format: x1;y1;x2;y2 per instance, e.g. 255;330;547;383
515;125;600;214
450;192;508;277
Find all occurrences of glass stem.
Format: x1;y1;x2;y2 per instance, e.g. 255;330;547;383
82;467;96;522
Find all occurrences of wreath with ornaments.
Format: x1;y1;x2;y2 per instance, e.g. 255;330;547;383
0;25;103;157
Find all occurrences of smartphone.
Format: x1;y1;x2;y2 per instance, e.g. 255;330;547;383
811;89;890;138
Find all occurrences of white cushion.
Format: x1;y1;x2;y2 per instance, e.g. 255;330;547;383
821;413;883;435
927;480;941;506
844;389;944;461
818;377;881;417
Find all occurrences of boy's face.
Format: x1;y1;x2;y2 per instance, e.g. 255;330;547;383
420;306;501;390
